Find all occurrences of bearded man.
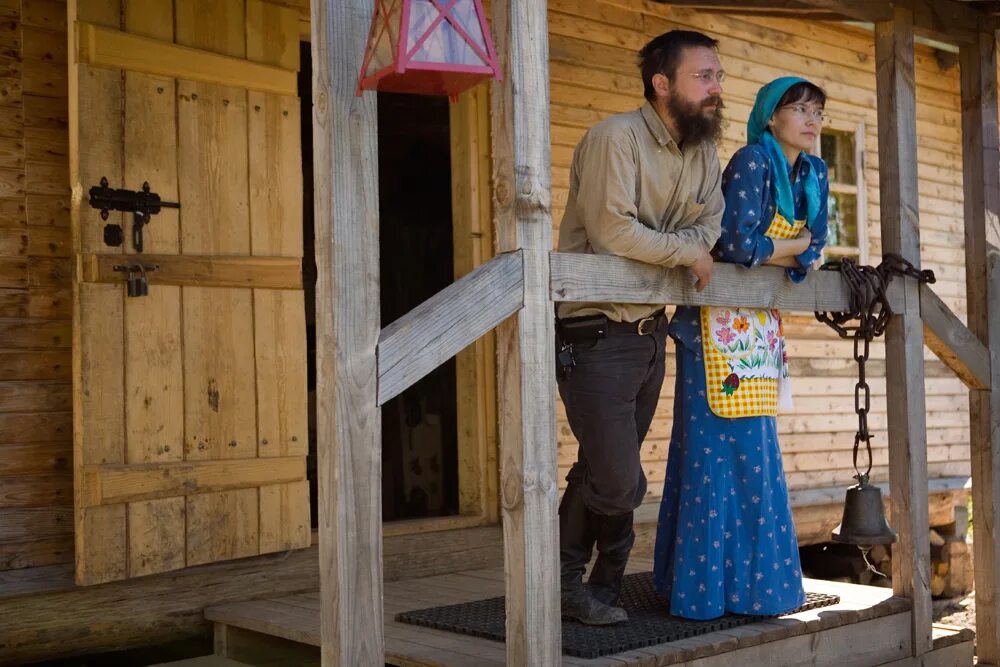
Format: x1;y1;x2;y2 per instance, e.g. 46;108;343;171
555;30;726;625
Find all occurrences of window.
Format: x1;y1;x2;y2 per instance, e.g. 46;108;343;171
815;121;867;264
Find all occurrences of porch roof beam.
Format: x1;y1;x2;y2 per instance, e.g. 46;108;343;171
660;0;1000;43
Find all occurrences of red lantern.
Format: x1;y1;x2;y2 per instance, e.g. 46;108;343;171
357;0;502;100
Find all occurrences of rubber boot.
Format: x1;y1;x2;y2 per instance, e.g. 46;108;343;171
588;510;634;607
560;483;628;625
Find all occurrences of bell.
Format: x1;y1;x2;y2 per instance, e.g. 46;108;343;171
831;475;897;545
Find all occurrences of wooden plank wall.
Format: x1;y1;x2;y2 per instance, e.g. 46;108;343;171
0;0;73;573
547;0;972;505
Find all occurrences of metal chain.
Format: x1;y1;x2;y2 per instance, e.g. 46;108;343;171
814;253;935;483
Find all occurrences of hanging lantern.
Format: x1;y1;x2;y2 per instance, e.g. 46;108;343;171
357;0;502;100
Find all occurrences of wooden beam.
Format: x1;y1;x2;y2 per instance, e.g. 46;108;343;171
377;250;523;406
450;84;501;523
550;252;906;312
491;1;561;664
959;29;1000;665
75;22;297;95
796;0;999;42
763;0;894;21
78;458;306;507
552;254;990;389
312;0;384;664
920;284;991;390
81;254;303;289
694;8;850;19
875;7;933;657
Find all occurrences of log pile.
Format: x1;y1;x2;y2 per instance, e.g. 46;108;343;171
800;504;973;598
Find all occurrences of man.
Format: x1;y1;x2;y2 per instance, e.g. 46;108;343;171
556;30;726;625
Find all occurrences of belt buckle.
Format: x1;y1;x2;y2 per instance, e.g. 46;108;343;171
636;315;657;336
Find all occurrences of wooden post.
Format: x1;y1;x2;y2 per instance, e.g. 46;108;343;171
490;1;561;664
874;7;932;657
311;0;384;664
959;30;1000;666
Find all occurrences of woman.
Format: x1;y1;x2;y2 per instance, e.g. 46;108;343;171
652;76;829;620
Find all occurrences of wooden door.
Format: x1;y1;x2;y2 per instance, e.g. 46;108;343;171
69;0;309;585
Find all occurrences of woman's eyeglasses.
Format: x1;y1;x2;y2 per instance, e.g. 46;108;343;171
781;103;828;123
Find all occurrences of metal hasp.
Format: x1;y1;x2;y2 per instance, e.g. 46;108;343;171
88;177;180;253
113;263;159;297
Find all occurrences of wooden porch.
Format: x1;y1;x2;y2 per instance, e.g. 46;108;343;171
203;557;974;666
317;0;1000;664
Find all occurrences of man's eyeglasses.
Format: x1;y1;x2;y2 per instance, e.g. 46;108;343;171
780;103;828;123
685;69;726;84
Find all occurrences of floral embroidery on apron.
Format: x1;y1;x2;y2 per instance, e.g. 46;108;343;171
701;213;803;417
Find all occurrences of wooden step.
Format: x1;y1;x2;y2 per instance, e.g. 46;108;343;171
148;656;252;667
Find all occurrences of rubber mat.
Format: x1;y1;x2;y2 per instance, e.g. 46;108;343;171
395;572;841;659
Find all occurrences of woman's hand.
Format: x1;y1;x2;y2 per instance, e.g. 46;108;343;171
792;228;812;255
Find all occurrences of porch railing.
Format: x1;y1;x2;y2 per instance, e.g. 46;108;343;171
315;1;1000;665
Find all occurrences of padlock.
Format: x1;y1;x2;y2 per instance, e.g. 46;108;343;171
136;264;149;296
126;270;141;297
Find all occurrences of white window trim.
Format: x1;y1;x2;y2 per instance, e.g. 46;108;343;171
814;119;868;265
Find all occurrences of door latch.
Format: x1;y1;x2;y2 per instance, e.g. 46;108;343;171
113;263;159;297
89;178;180;253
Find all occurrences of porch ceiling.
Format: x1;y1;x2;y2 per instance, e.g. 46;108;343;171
655;0;1000;41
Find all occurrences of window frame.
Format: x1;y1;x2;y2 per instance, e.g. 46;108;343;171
814;119;868;265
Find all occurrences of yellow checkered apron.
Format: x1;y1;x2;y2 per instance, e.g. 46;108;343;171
700;213;804;418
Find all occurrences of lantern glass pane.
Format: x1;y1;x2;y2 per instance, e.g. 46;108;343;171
371;0;403;70
450;0;487;53
408;0;485;66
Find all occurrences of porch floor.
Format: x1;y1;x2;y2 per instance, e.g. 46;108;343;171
203;557;974;666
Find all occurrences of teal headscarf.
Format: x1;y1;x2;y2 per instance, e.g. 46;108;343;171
747;76;822;229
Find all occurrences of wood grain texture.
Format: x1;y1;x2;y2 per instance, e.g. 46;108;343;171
491;1;561;664
875;9;933;657
176;82;250;255
377;250;523;406
81;253;303;289
76;22;297;95
551;251;907;312
451;84;499;522
0;527;503;665
79;457;305;506
181;287;257;461
253;290;308;458
312;0;385;663
960;30;1000;665
920;284;990;390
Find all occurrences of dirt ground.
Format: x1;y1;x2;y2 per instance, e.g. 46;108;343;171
933;587;976;631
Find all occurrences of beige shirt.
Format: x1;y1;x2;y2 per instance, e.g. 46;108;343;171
557;102;724;323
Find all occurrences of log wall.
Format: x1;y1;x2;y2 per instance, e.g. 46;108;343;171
0;0;73;574
547;0;972;506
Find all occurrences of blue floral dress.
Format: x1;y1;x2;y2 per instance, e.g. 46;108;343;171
652;144;828;620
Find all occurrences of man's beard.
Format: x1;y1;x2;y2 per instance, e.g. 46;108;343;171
667;92;725;145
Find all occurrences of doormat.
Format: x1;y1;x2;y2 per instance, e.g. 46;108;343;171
395;572;840;659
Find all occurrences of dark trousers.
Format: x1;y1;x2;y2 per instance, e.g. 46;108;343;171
557;317;668;516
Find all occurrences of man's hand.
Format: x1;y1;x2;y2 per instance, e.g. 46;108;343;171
690;249;714;292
